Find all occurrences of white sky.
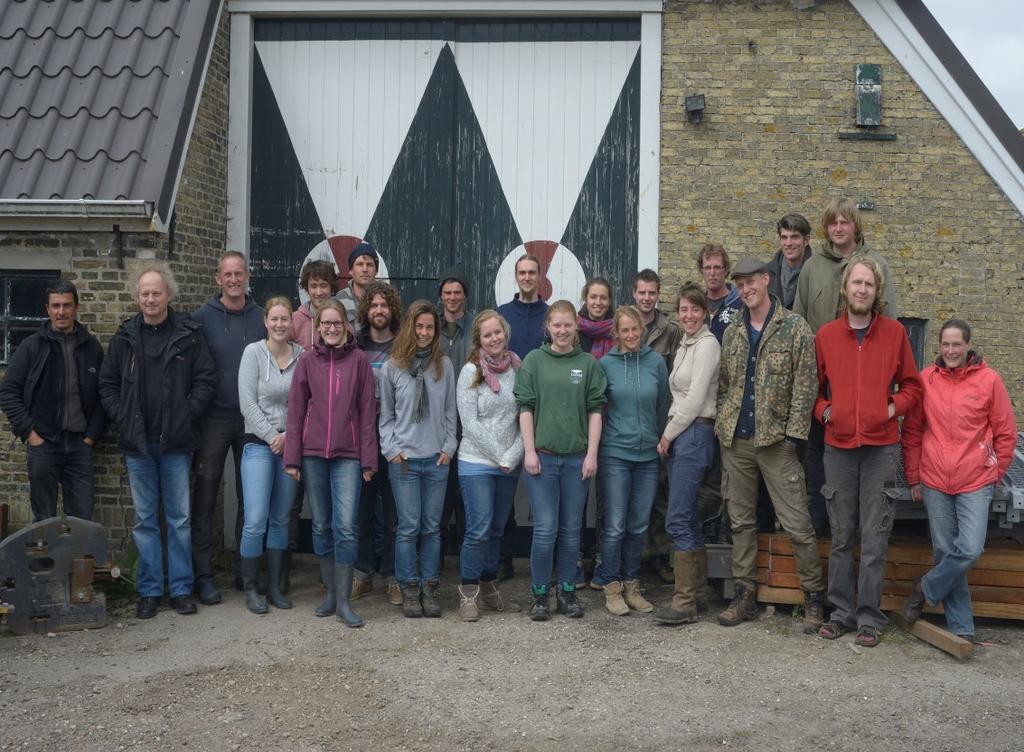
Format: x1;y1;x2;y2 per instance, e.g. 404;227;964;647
922;0;1024;128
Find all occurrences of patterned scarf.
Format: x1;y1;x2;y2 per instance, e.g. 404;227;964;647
577;314;615;359
409;347;433;423
479;351;522;393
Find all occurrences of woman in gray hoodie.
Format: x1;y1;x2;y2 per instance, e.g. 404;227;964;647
379;300;458;618
237;297;304;615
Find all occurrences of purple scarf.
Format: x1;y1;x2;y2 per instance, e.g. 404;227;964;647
480;351;521;393
577;314;615;360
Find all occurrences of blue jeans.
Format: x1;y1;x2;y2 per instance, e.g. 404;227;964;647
239;442;298;557
355;455;397;582
922;484;993;637
302;456;362;564
596;455;660;582
389;456;450;585
124;444;193;598
458;469;518;582
666;422;716;551
524;452;588;588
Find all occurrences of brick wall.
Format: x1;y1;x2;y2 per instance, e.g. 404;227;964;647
659;0;1024;420
0;12;230;545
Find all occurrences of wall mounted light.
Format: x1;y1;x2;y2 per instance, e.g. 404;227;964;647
685;94;705;125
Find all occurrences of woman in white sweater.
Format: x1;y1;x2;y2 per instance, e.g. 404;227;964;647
455;310;524;621
653;283;721;625
237;297;305;615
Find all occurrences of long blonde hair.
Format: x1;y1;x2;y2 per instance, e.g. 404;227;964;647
467;310;512;388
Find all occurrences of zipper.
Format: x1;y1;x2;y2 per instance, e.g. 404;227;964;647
325;353;335;458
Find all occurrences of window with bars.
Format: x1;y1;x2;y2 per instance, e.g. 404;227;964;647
0;270;62;365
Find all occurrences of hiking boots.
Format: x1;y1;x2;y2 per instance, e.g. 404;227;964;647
386;581;403;606
458;585;480;622
350;577;374;601
529;586;551;621
401;583;423;618
479;579;521;612
623;579;654;613
556;584;584;618
422;580;442;618
653;551;699;625
802;590;825;634
718;581;758;627
903;576;927;625
603;581;630;616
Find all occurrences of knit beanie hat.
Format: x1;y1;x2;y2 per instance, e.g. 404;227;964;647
347;242;379;271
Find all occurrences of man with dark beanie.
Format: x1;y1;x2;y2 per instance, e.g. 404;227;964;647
190;251;266;605
337;241;380;336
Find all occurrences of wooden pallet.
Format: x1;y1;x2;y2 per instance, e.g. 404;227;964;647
755;533;1024;621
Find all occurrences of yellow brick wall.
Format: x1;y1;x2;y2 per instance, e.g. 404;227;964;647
659;0;1024;420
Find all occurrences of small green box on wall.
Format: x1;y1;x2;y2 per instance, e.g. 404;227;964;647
855;63;882;126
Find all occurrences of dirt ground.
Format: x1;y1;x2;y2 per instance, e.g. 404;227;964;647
2;556;1022;752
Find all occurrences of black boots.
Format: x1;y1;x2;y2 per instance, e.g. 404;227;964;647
266;549;292;610
402;583;423;618
421;581;442;618
555;584;584;618
315;556;336;617
241;556;268;615
334;563;364;628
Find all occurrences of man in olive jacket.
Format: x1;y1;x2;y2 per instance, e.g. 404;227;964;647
715;259;824;632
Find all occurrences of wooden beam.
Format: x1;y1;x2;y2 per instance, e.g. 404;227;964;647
889;611;974;660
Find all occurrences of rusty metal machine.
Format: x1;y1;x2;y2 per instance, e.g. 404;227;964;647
0;515;120;635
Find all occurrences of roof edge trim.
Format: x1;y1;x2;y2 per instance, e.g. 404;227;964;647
851;0;1024;218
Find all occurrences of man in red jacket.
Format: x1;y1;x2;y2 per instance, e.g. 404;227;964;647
812;257;922;647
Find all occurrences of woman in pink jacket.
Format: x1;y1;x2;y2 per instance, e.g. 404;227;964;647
901;319;1017;641
285;300;378;628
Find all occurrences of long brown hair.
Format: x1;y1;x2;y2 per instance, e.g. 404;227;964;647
467;309;511;389
390;299;445;379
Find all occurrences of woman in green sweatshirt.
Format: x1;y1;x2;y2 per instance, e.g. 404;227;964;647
515;300;607;621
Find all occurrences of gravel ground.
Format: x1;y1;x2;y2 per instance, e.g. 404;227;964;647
2;556;1022;752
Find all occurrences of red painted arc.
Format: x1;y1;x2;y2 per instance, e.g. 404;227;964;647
326;235;363;286
522;239;559;302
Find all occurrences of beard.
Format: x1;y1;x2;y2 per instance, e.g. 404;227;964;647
847;298;874;316
369;314;392;332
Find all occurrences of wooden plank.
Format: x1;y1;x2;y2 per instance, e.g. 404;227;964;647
755;585;804;606
760;554;1024;587
889;611;973;660
758;533;1024;571
756;586;1024;621
882;580;1024;605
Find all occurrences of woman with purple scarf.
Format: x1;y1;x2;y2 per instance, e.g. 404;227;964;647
577;277;615;359
455;310;525;621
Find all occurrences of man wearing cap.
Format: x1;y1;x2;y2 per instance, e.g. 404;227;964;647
714;258;825;633
437;267;475;369
337;242;380;336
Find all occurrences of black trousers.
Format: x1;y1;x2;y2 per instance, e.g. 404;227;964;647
26;431;94;521
191;412;245;581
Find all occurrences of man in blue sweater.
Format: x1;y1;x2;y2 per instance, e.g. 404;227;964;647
496;254;548;360
190;251;266;605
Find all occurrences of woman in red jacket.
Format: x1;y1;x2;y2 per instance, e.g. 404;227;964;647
284;300;378;627
901;319;1017;641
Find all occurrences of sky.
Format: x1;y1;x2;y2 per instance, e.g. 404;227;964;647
922;0;1024;128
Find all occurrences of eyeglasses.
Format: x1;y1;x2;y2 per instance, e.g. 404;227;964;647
320;321;344;330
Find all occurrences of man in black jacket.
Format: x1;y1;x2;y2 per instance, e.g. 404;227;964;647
0;280;106;521
99;265;217;619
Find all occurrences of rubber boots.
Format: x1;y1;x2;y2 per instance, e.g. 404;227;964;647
334;563;364;628
653;550;699;625
695;546;711;615
241;556;268;615
315;556;336;617
265;549;292;610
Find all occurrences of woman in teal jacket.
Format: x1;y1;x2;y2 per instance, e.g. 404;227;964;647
594;306;669;615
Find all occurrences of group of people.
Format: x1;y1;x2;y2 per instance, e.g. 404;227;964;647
1;197;1016;645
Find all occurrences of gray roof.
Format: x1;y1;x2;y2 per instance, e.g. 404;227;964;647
0;0;221;224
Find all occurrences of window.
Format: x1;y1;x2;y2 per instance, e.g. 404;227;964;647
0;270;61;365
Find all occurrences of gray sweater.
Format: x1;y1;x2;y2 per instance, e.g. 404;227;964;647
238;340;304;444
456;362;524;469
378;356;458;461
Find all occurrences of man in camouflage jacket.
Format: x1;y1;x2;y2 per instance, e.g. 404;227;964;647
714;259;825;633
